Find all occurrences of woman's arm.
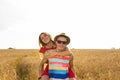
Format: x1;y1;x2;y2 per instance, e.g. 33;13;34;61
38;52;48;78
69;54;76;78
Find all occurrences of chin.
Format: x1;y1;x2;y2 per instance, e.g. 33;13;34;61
57;47;65;51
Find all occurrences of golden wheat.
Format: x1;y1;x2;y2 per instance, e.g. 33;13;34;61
0;49;120;80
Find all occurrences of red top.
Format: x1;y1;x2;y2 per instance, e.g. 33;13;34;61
39;46;56;54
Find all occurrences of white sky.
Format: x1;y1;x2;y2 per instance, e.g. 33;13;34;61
0;0;120;49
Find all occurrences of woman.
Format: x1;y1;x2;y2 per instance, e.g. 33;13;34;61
38;32;75;80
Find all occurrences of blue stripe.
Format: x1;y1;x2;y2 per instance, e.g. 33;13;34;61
49;58;69;63
49;70;68;74
49;73;68;79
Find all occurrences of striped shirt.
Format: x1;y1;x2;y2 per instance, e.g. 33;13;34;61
49;55;70;80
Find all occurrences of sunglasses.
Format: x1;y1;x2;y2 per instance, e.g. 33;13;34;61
57;40;67;45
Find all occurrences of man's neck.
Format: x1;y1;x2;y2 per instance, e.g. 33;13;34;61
56;48;66;52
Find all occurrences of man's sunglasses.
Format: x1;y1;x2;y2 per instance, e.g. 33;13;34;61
57;40;67;45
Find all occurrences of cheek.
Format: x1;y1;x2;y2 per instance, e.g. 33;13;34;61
42;39;46;43
41;39;48;43
46;36;50;40
46;38;50;43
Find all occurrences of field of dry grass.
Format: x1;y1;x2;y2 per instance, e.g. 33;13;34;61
0;49;120;80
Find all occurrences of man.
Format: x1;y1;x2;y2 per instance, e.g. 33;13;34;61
39;33;76;80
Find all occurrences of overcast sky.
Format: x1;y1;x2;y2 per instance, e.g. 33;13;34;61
0;0;120;49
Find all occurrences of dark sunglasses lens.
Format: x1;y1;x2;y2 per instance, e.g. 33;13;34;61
62;42;67;44
57;40;61;44
57;40;67;44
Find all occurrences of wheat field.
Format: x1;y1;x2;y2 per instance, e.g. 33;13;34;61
0;49;120;80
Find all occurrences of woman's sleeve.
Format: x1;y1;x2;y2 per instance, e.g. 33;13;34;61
39;47;46;54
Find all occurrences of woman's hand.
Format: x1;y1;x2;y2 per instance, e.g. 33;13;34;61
49;51;57;57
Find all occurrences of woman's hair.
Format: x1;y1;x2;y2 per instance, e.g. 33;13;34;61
39;32;55;47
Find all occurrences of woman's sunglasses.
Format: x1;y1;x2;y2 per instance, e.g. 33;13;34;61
57;40;67;45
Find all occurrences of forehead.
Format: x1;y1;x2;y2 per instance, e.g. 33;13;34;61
57;36;67;41
40;33;48;37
